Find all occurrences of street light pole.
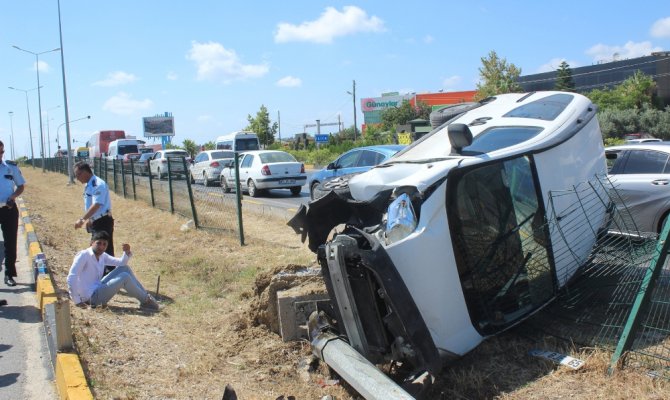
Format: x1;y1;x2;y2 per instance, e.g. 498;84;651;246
347;79;358;141
56;0;75;183
8;86;39;168
8;111;15;160
13;46;60;172
45;105;61;157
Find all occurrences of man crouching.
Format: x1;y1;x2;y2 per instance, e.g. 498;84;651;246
67;231;159;311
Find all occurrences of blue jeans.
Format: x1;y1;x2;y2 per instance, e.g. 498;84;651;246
89;265;148;306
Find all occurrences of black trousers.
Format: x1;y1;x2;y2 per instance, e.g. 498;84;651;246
90;215;115;256
0;206;19;278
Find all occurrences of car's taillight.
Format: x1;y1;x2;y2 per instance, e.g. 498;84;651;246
300;163;305;173
161;159;167;163
210;161;220;168
261;165;271;176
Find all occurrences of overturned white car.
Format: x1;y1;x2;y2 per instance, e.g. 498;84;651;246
289;91;608;379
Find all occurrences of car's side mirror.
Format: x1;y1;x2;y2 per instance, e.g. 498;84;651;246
605;152;618;160
326;162;335;170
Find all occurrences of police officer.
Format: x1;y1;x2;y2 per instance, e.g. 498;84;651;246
0;140;26;287
73;161;115;260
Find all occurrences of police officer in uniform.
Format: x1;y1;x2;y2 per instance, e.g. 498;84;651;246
0;140;26;287
73;161;115;261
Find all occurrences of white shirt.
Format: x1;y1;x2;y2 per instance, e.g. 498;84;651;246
66;248;130;304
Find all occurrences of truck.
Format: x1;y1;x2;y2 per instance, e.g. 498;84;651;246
87;130;125;159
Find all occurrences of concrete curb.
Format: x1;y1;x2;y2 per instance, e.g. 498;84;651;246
19;198;94;400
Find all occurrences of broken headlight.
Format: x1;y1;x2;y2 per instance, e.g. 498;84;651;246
384;192;417;245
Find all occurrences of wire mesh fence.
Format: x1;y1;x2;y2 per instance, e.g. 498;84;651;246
40;155;245;243
524;174;670;378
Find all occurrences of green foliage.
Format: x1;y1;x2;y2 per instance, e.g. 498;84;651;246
182;139;198;158
475;50;523;100
380;100;431;131
587;71;656;111
245;105;277;147
554;61;575;92
603;137;626;147
202;141;215;150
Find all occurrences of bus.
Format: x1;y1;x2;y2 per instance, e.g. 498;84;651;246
215;131;260;152
107;139;146;160
87;130;126;158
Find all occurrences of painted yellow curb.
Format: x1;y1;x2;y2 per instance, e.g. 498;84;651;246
55;353;94;400
29;241;42;259
36;275;57;312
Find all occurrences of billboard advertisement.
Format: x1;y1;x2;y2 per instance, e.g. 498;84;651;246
360;94;414;112
143;116;175;137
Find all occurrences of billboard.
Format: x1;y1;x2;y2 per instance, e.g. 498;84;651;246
360;94;414;112
143;116;175;137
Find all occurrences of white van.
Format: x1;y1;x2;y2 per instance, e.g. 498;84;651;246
107;139;146;160
215;131;260;152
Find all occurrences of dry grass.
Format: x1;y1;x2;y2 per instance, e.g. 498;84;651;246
22;167;670;399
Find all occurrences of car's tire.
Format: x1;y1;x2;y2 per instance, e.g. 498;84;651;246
190;172;196;184
429;102;481;128
221;176;231;193
290;186;301;196
203;172;210;187
248;179;258;197
310;181;320;200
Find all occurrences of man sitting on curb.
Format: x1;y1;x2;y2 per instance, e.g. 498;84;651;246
67;231;159;311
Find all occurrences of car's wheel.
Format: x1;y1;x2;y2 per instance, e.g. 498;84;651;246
310;181;320;200
203;172;210;187
659;212;670;233
221;176;231;193
247;179;258;197
190;171;196;184
290;186;301;196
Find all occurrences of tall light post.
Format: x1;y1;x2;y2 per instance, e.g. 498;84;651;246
8;86;40;168
8;111;16;160
45;105;61;157
57;0;75;183
347;79;358;141
57;115;91;154
13;46;61;172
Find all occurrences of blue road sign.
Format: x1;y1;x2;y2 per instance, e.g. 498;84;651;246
315;134;329;143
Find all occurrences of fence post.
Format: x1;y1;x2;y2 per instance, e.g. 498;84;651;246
121;159;127;198
148;164;156;207
182;157;199;228
167;159;174;214
234;152;244;246
130;159;137;201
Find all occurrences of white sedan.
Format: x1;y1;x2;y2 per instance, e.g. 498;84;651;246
189;150;235;186
219;150;306;197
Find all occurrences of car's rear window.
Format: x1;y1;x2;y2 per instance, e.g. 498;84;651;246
167;152;188;158
259;152;296;163
462;126;544;155
211;151;234;159
503;93;573;121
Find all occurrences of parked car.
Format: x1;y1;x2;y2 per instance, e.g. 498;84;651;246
625;138;662;144
134;152;154;176
122;153;141;173
189;150;235;186
309;145;405;200
220;150;306;197
288;91;608;376
606;142;670;233
149;149;190;179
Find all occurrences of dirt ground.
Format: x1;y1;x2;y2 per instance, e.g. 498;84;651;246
21;167;670;400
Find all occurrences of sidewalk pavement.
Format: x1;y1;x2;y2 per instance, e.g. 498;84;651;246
0;225;57;399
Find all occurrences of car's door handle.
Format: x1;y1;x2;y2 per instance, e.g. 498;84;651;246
652;179;670;185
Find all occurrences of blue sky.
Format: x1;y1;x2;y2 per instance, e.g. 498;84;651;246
1;1;669;159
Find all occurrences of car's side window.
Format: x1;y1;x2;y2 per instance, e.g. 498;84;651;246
336;151;359;169
357;150;379;167
622;150;669;174
241;155;253;168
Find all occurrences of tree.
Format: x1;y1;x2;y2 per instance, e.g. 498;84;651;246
475;50;523;100
587;71;656;111
182;139;198;158
245;105;277;147
554;61;575;92
202;141;215;150
380;100;431;131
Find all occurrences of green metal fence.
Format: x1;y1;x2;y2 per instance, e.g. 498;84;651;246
41;156;244;244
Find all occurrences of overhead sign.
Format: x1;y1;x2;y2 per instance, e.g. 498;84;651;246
143;116;175;137
315;134;329;143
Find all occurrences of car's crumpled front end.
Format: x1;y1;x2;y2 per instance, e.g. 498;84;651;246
288;91;608;377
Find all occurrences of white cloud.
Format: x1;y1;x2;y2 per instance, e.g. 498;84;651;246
276;76;302;87
93;71;138;87
651;17;670;38
535;58;581;73
102;92;153;115
274;6;385;44
186;41;269;83
441;75;462;89
35;60;50;73
166;71;178;81
585;41;662;62
423;35;435;44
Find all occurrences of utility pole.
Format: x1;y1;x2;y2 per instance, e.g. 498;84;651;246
347;80;358;141
278;110;281;144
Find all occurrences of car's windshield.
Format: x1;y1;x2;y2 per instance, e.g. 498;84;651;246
167;151;188;158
